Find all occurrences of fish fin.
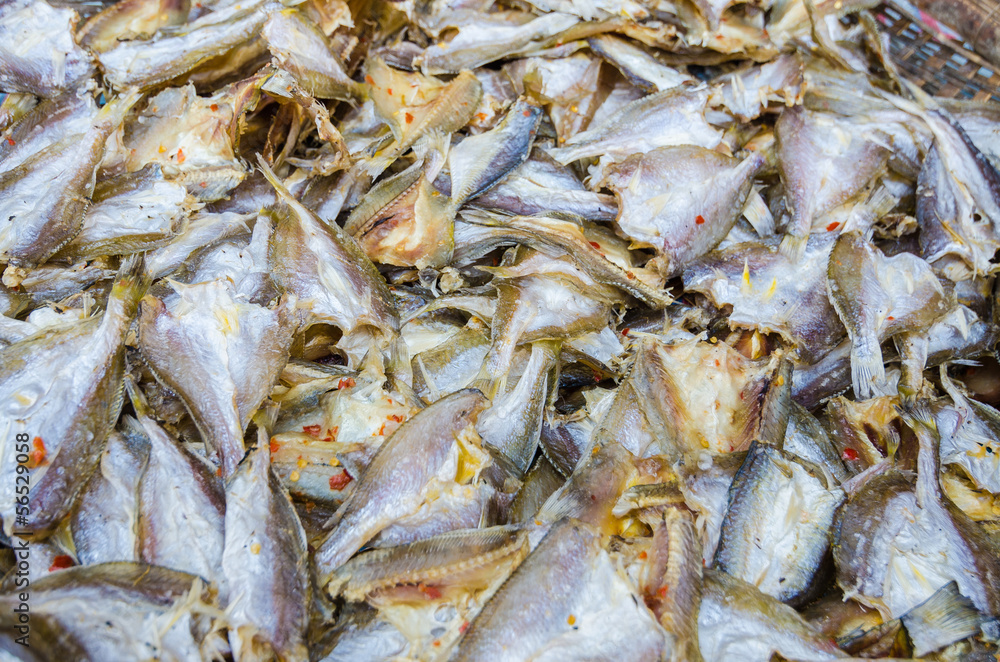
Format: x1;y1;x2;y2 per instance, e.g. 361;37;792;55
850;332;885;400
123;374;154;419
110;253;152;310
778;233;808;261
256;154;296;205
742;187;774;236
360;151;396;178
901;581;987;657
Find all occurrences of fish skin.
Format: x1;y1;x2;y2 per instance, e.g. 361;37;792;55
449;518;668;662
0;92;98;176
833;407;1000;619
684;234;845;364
784;401;851;484
77;0;190;54
0;0;95;96
97;0;273;91
262;8;365;101
458;210;672;309
827;231;952;400
328;525;528;602
56;164;196;262
448;97;543;206
916;113;1000;280
934;374;1000;494
0;90;142;279
137;278;296;478
0;254;149;536
776;107;890;245
314;389;488;584
547;86;722;165
125;384;227;598
223;431;311;662
345;134;456;269
476;340;558;478
698;569;847;662
714;442;845;606
0;92;36;133
262;159;401;344
643;508;704;662
469;150;619;221
0;563;218;662
145;211;253;280
602;146;764;277
364;62;483;176
418;12;580;75
588;34;692;93
70;427;149;566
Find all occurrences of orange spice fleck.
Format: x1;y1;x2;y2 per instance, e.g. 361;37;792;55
6;137;14;146
29;437;46;467
826;221;840;231
695;215;705;225
270;439;280;454
842;448;858;461
638;550;647;560
522;109;532;117
338;377;356;389
210;103;219;111
176;148;186;164
387;88;393;95
303;424;322;437
626;271;636;280
405;112;414;124
365;75;374;85
48;555;73;572
589;241;601;250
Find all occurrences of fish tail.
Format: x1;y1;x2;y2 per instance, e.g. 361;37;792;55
123;373;153;419
256;154;296;204
778;232;808;261
850;332;885;400
360;152;395;179
110;253;152;314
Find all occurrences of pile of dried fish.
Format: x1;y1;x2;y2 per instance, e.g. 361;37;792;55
3;0;1000;659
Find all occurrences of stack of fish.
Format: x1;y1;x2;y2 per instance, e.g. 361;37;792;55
1;0;1000;659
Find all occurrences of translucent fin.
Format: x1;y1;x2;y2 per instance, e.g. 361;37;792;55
742;187;775;237
778;232;808;262
850;332;885;400
901;581;988;657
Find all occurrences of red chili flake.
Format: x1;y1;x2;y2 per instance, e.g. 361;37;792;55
216;467;222;477
48;555;73;572
365;75;375;85
476;112;487;121
199;182;207;188
522;109;532;117
329;472;353;490
323;426;339;442
210;103;219;111
337;377;356;389
626;271;636;280
377;423;386;436
842;448;859;461
622;327;630;336
405;112;414;124
419;584;442;599
5;137;14;146
459;621;470;634
29;437;46;467
176;148;186;164
432;640;442;647
658;586;668;597
887;316;895;321
638;550;648;560
270;439;281;454
388;414;404;423
387;88;393;95
695;215;706;225
303;424;322;437
826;221;840;231
588;241;601;250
